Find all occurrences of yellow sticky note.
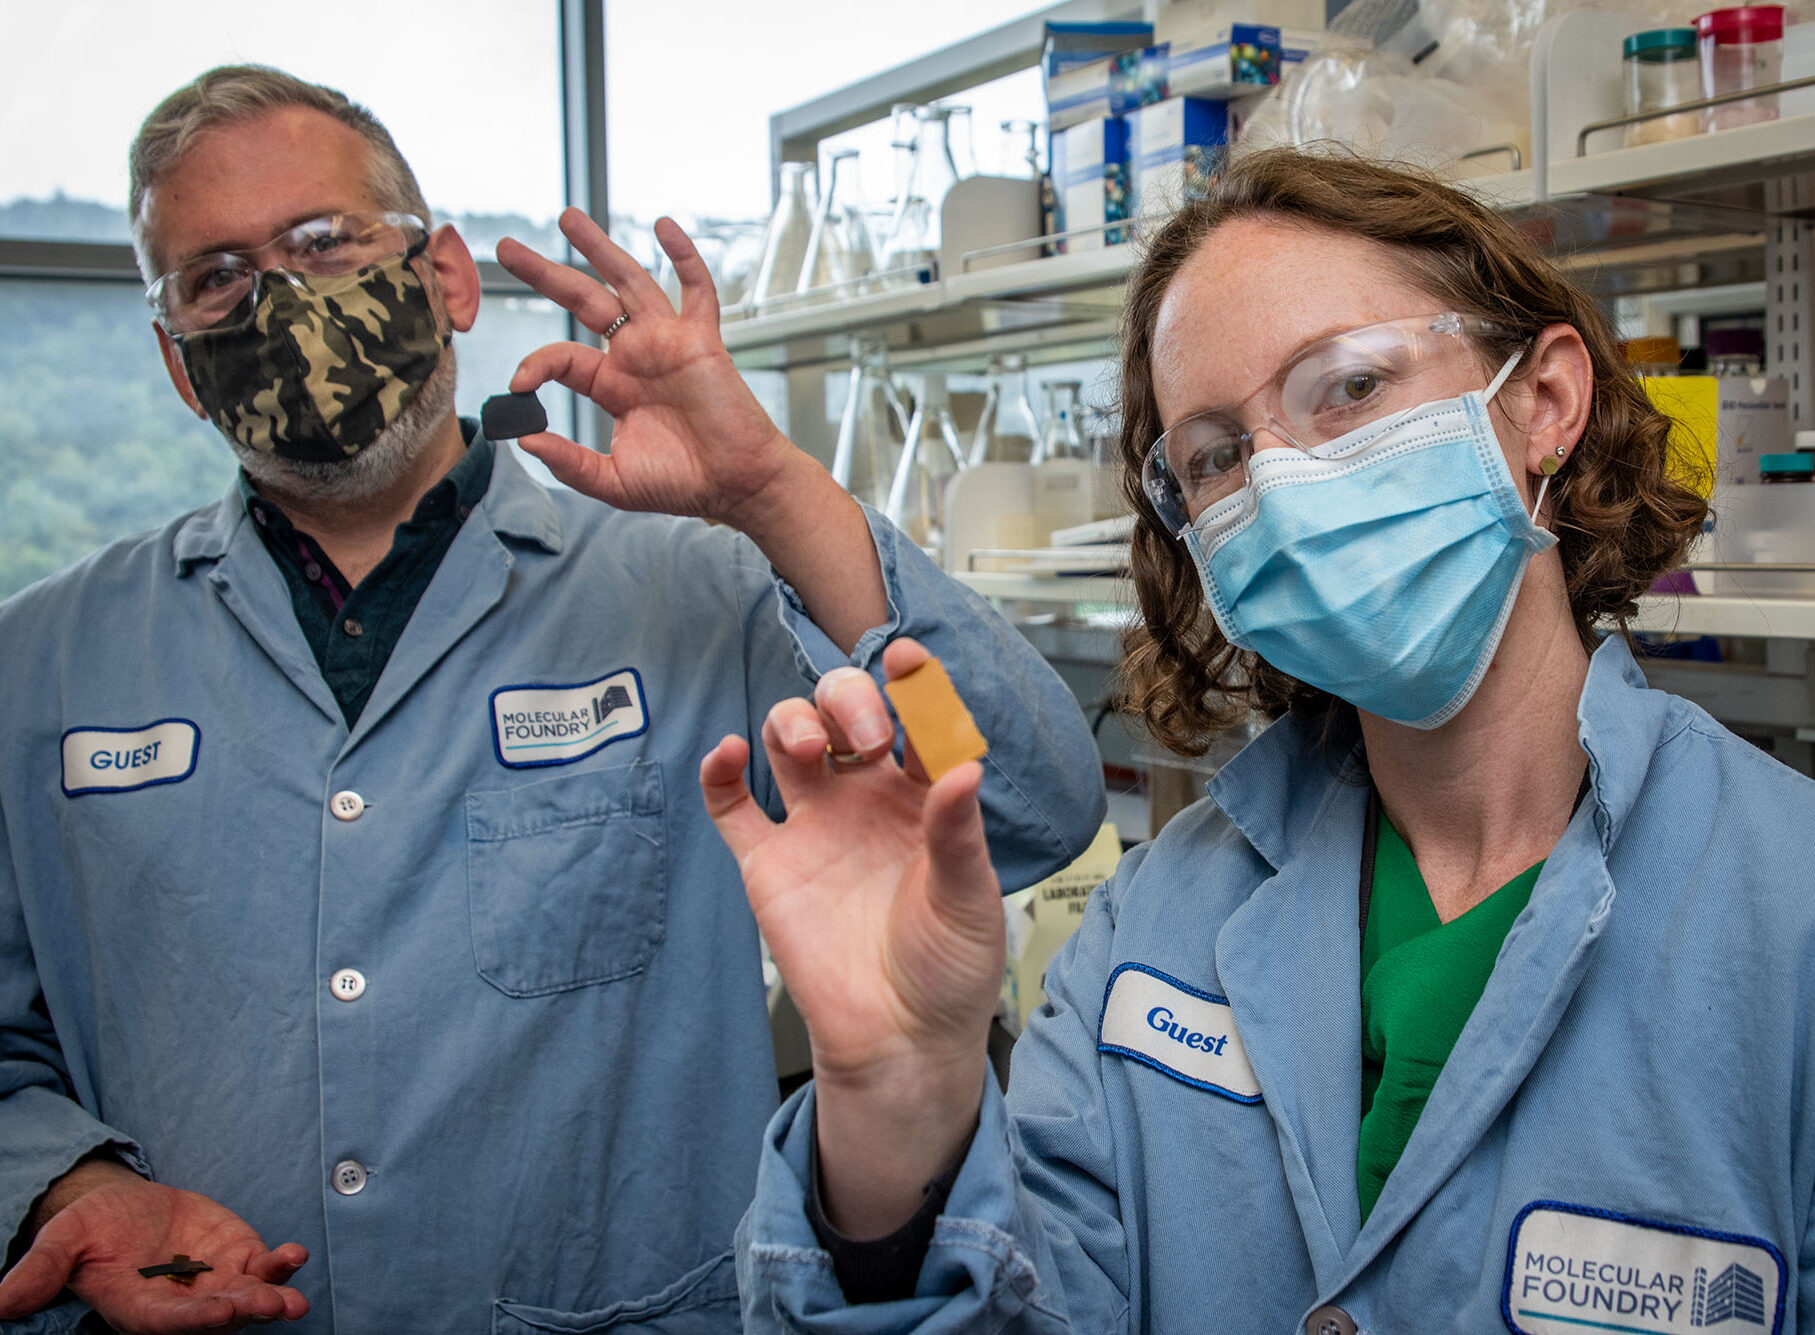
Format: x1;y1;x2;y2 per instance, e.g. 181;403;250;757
884;658;989;781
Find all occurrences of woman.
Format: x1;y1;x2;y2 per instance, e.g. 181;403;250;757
705;149;1815;1333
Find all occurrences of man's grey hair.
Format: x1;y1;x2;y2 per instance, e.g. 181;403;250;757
128;64;433;283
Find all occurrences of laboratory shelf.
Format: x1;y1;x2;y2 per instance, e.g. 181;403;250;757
723;245;1133;372
956;570;1815;641
953;570;1132;605
1550;112;1815;215
1629;593;1815;641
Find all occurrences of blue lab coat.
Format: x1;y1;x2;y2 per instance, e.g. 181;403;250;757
0;441;1106;1333
739;636;1815;1335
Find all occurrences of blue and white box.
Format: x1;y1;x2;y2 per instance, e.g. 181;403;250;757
1126;97;1229;221
1166;24;1320;100
1043;21;1151;130
1050;116;1131;251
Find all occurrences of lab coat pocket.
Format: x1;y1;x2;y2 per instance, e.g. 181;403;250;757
492;1249;738;1332
466;760;667;997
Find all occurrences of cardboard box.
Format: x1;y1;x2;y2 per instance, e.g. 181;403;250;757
1640;373;1791;491
1126;97;1229;220
1165;24;1322;101
1043;21;1151;130
1047;24;1314;129
1151;0;1323;47
1051;117;1131;251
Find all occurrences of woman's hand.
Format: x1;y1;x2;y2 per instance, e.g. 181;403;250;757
701;639;1004;1235
496;209;804;531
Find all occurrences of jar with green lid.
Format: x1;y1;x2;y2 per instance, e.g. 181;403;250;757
1759;452;1814;482
1624;28;1703;146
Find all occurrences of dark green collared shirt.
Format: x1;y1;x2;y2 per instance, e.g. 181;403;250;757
241;422;496;726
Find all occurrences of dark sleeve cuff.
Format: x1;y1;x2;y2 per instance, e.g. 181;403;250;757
804;1107;976;1304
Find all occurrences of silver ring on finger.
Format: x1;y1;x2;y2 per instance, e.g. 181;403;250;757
603;311;630;340
827;747;873;772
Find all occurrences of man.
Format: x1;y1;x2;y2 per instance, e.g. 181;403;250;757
0;66;1104;1332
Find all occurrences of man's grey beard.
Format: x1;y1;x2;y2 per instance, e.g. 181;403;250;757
229;345;461;506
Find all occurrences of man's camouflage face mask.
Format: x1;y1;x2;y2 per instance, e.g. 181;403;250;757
175;244;449;464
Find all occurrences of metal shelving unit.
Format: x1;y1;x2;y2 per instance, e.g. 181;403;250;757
730;6;1815;767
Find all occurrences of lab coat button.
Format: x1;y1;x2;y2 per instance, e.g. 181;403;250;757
329;969;366;1001
1306;1305;1357;1335
331;1159;368;1195
330;790;365;821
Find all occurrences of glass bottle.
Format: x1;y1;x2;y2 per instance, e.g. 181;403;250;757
750;161;816;311
969;354;1041;465
1033;381;1093;535
830;338;910;512
886;374;967;555
1035;381;1089;463
880;106;961;287
999;119;1043;178
947;105;978;179
797;149;877;302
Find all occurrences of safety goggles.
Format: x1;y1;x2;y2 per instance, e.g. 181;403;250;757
1140;312;1523;537
147;211;429;336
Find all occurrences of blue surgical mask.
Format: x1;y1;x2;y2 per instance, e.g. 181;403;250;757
1183;353;1554;729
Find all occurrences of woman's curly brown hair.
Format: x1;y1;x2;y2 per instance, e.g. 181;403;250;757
1116;147;1708;757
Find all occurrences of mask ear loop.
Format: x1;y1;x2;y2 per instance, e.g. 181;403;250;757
1478;347;1559;527
1530;445;1566;524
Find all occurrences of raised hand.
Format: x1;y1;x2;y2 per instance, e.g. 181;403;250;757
700;639;1004;1235
0;1165;308;1332
496;210;803;530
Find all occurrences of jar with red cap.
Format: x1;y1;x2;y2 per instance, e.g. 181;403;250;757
1697;5;1786;130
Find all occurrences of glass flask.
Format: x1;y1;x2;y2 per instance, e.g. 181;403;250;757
797;149;877;302
889;103;923;203
947;105;978;179
969;353;1042;465
1035;380;1088;463
830;338;911;512
886;374;968;555
749;161;816;311
999;119;1043;178
879;106;961;287
706;219;767;312
1033;380;1093;534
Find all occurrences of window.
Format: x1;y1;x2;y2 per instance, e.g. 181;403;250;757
1;0;565;256
605;1;1049;255
0;0;573;599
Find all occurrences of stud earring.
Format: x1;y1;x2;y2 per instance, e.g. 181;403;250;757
1531;447;1567;522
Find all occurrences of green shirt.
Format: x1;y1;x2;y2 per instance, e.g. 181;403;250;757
1357;809;1542;1221
240;424;495;727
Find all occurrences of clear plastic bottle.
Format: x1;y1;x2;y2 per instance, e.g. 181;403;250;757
1697;5;1786;131
749;162;816;310
1623;28;1702;146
